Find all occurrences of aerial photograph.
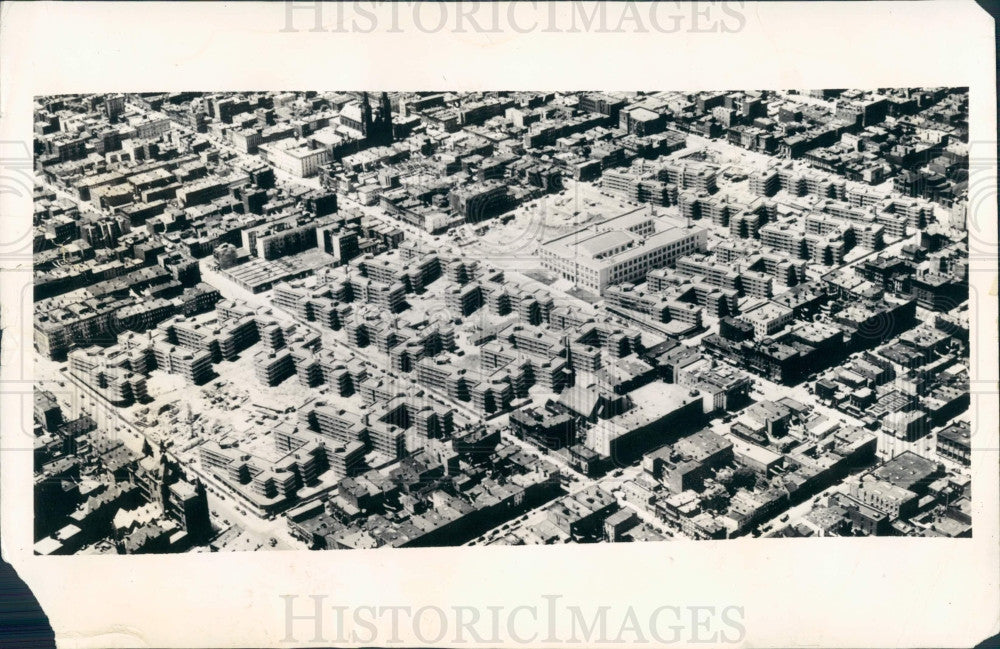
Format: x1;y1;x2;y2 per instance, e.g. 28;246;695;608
31;88;971;554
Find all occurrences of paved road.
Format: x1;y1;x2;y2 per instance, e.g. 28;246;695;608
112;97;958;548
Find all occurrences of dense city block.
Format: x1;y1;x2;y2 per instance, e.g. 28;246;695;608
32;88;971;554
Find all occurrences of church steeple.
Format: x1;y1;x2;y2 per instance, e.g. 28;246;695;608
361;92;373;137
379;92;393;136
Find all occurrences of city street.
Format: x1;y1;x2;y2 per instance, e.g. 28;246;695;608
30;89;974;558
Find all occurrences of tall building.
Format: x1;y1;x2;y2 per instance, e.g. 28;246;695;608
341;92;394;148
104;94;125;123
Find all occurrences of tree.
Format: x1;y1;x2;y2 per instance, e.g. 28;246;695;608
702;491;731;514
720;466;758;495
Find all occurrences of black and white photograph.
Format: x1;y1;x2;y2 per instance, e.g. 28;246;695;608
29;88;973;554
1;3;997;648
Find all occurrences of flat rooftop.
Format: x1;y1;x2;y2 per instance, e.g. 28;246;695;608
578;230;635;258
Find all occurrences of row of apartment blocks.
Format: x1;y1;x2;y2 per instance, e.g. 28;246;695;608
605;282;714;332
271;258;566;379
682;195;889;267
472;318;649;416
600;158;719;207
750;165;850;199
199;431;364;509
159;308;260;364
295;393;457;461
280;273;472;396
67;298;322;389
749;163;934;231
411;355;514;415
273;271;463;372
34;282;221;361
348;310;568;416
67;340;151;406
64;325;218;403
339;311;458;379
660;248;807;303
675;190;765;228
265;245;444;325
757;220;840;266
350;245;443;291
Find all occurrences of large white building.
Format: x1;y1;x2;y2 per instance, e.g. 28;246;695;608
539;206;707;294
260;140;331;178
